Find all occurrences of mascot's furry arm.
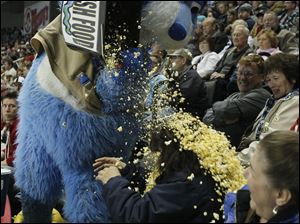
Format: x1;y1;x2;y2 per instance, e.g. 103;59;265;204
14;1;203;223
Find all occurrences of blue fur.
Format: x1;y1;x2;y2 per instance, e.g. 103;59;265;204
98;48;150;113
14;51;148;222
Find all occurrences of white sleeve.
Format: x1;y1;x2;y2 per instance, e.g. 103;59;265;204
197;54;220;78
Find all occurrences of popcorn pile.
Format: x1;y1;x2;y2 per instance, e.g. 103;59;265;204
144;112;246;195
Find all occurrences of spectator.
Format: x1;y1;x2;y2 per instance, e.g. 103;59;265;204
191;37;220;80
210;25;253;102
3;58;16;78
262;10;298;54
93;123;227;222
203;55;271;147
238;3;256;31
266;1;285;15
144;42;168;110
238;53;299;162
202;17;229;53
220;19;255;60
224;130;299;223
206;7;218;19
279;1;299;32
251;1;268;19
1;91;19;167
1;91;21;218
227;1;237;9
216;1;229;31
167;49;209;118
234;1;250;13
186;21;204;57
250;8;267;38
224;9;238;35
256;29;282;60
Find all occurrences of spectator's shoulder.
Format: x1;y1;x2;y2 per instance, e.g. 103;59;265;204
248;87;272;97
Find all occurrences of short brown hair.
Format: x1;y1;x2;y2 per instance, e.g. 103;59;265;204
264;53;299;88
238;54;265;75
257;29;279;48
1;91;18;102
259;131;299;208
199;36;215;52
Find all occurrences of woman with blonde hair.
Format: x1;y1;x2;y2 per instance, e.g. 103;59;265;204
256;29;282;60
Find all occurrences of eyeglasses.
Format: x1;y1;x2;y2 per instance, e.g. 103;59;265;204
236;71;257;78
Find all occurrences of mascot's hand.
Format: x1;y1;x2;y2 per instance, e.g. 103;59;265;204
95;166;121;184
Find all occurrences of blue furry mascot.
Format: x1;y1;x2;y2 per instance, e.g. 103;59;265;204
14;1;203;222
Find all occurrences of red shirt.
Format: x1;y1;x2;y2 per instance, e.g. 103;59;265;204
1;118;19;167
290;117;299;132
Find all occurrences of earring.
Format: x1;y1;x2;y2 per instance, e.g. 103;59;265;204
272;205;279;215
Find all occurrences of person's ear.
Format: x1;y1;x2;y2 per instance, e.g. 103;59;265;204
275;189;292;207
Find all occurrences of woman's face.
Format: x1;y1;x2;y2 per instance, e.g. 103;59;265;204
198;40;210;54
266;71;295;99
257;33;272;50
227;13;235;24
244;145;277;220
251;1;260;9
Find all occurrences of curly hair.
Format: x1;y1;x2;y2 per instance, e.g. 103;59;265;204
264;53;299;88
238;54;265;75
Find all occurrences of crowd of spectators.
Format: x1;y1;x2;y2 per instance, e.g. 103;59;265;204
139;2;299;221
1;27;35;98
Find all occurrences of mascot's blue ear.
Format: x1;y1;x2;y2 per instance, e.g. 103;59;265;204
168;3;191;41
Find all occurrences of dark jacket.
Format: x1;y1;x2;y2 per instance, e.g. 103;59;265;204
168;66;209;118
214;45;253;79
224;185;299;223
1;118;19;167
211;30;229;54
203;87;271;147
103;171;223;223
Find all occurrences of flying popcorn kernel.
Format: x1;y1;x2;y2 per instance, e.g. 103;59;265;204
187;173;194;181
164;140;172;146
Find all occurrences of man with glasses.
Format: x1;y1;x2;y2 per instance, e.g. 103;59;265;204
167;48;209;119
203;55;271;147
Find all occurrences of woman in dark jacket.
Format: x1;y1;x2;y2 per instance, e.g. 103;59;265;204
94;112;245;223
94;127;222;223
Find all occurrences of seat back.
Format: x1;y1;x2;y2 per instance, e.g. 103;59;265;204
205;80;216;107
